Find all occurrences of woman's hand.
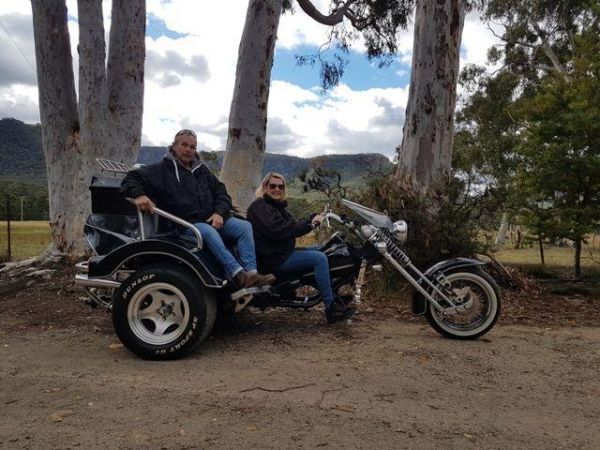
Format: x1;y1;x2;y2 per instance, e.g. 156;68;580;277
311;214;324;228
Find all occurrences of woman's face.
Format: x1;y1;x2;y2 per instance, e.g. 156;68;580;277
265;176;285;201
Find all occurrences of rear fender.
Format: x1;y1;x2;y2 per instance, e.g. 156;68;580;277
87;239;225;289
412;257;486;316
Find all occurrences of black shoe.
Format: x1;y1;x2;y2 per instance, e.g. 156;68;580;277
325;303;357;324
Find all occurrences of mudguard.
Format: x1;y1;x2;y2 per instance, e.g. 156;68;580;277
87;239;225;289
412;257;486;316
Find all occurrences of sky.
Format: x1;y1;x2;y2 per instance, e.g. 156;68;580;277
0;0;501;159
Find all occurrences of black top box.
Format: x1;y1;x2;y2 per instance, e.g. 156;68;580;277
89;175;137;216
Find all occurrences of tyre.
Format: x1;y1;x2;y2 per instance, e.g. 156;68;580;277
424;269;500;340
112;264;217;360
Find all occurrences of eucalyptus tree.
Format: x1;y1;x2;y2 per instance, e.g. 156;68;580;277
221;0;413;210
31;0;145;255
457;0;600;276
392;0;466;193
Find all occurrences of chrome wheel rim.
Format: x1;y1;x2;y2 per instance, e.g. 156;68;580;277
127;282;190;346
431;272;497;336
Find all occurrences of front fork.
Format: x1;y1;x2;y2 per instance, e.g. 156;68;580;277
380;252;466;314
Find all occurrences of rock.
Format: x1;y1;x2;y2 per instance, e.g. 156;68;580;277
50;410;74;422
26;269;56;280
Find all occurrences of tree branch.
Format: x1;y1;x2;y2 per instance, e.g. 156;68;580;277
296;0;358;26
530;20;570;77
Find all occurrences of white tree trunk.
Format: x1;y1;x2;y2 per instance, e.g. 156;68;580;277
106;0;145;164
394;0;465;192
495;211;509;244
31;0;146;256
221;0;283;211
31;0;84;254
78;0;108;202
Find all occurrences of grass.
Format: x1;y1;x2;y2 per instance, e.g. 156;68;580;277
0;221;51;261
492;238;600;282
494;243;600;268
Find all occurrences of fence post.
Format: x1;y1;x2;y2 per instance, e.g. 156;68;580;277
5;197;11;261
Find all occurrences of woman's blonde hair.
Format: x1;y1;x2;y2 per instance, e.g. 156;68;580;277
256;172;286;199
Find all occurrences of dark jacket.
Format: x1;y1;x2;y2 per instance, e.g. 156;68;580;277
247;195;313;273
120;151;232;224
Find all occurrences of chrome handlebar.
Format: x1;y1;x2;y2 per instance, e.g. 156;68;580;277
126;198;203;250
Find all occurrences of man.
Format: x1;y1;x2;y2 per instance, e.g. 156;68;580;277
120;129;275;288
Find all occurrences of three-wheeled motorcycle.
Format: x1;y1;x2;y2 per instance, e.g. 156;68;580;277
75;159;501;360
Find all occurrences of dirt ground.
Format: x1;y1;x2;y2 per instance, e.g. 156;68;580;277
1;262;599;449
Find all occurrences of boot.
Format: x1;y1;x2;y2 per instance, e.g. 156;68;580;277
248;271;276;287
234;271;276;288
325;302;357;324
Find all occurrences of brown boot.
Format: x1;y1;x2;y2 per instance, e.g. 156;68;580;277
233;271;252;288
234;271;276;288
251;272;276;287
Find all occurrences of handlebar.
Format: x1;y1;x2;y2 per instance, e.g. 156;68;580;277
126;198;203;250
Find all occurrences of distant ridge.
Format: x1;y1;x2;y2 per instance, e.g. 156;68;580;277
0;117;45;181
0;117;392;183
139;146;392;182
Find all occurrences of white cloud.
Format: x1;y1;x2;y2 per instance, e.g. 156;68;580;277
0;85;39;122
0;1;502;160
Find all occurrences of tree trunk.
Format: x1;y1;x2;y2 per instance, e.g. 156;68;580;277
393;0;465;192
495;211;509;244
31;0;83;254
31;0;146;256
106;0;146;164
221;0;283;211
77;0;108;203
574;237;582;280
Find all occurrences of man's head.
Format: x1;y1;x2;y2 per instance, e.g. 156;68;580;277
171;129;197;167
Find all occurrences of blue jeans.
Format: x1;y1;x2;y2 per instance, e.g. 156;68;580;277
188;217;257;278
277;249;334;308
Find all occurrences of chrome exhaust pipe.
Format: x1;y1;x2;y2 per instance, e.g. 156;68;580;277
74;274;121;289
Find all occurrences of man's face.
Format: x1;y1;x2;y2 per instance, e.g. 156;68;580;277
172;135;197;167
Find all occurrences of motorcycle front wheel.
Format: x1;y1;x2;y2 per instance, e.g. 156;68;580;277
424;269;500;340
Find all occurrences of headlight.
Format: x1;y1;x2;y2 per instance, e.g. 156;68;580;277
392;220;408;243
360;224;377;239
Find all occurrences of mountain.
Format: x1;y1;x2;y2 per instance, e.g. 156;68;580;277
139;147;392;182
0;118;45;182
0;117;393;183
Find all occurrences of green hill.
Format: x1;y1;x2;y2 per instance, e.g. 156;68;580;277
139;147;392;182
1;117;393;184
0;118;45;181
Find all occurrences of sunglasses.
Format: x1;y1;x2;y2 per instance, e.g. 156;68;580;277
268;183;285;190
175;129;197;138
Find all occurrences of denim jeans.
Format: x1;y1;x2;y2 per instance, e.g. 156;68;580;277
188;217;257;278
277;249;334;308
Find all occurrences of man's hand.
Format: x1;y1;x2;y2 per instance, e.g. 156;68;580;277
134;195;155;213
207;213;224;230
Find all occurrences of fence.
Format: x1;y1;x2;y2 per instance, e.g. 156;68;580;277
0;197;12;262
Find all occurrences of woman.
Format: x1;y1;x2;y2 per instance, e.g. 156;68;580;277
247;172;355;324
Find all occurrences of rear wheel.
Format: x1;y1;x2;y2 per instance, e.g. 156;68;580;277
424;269;500;340
113;264;217;359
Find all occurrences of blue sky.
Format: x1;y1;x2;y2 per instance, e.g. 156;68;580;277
272;45;411;91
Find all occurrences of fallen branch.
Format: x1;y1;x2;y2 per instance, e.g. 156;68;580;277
239;382;316;393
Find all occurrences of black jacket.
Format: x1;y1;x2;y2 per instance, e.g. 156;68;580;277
120;152;232;224
247;195;313;273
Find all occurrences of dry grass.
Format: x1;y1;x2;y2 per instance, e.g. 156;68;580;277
494;244;600;268
0;221;51;261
